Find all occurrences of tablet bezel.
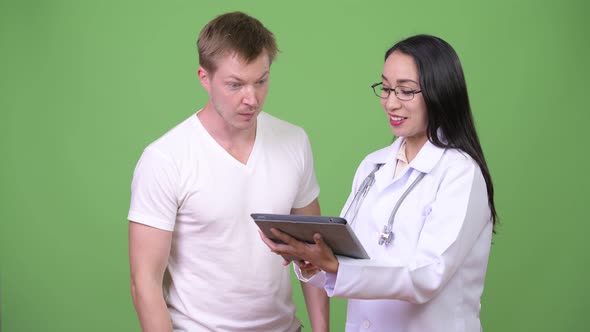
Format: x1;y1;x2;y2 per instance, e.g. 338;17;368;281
251;213;370;259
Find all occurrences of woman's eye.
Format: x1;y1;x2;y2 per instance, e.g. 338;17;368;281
256;79;267;85
229;82;242;89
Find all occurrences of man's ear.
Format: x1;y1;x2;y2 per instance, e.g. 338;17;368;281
197;66;211;93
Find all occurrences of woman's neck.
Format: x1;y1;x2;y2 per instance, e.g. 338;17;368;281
404;135;428;163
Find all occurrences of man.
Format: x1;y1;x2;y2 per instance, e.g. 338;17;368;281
127;11;329;332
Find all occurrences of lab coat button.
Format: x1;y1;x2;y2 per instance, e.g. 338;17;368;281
362;319;371;328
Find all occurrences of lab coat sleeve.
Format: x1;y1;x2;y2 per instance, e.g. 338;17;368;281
325;157;492;303
293;265;327;288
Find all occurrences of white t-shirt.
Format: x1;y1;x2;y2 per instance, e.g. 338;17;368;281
128;111;320;332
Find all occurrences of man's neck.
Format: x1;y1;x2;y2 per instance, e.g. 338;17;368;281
198;104;256;141
197;104;257;164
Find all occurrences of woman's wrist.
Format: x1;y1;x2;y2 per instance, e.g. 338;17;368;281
324;258;339;274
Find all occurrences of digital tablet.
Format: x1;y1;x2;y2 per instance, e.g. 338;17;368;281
251;213;370;259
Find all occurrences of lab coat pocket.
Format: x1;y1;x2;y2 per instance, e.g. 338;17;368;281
389;202;431;253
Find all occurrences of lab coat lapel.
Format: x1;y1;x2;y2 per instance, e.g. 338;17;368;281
372;139;402;193
372;139;446;194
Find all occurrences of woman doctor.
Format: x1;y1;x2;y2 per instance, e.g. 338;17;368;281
261;34;498;332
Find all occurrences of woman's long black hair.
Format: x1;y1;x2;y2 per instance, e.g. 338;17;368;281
386;35;498;227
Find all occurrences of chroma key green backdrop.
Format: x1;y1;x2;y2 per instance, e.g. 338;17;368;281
1;1;588;331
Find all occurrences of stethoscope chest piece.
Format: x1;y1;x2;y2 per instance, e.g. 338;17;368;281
378;225;394;246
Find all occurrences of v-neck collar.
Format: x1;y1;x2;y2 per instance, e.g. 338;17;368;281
192;111;263;170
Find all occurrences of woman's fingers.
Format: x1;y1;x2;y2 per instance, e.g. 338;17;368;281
259;229;334;270
313;233;332;253
269;227;295;244
258;229;279;250
259;228;300;258
313;233;324;246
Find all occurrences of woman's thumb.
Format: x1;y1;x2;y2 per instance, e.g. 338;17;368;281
313;233;323;245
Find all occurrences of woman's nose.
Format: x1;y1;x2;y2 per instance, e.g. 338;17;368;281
383;93;401;110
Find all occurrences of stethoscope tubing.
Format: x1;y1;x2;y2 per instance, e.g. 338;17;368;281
344;163;426;246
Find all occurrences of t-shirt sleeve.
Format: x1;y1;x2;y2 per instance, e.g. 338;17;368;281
127;147;178;231
292;131;320;209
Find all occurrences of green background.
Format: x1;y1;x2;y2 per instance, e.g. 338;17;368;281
1;0;588;331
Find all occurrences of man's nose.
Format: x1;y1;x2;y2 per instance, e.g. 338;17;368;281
242;85;258;106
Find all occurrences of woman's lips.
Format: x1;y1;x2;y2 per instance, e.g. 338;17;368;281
389;115;407;126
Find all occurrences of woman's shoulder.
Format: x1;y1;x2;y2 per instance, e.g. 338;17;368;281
435;148;484;184
442;148;477;166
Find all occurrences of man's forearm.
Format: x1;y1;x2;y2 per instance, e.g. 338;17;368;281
293;199;328;330
131;281;173;332
301;281;330;332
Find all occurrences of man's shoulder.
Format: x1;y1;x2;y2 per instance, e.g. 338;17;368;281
259;112;306;138
144;114;198;155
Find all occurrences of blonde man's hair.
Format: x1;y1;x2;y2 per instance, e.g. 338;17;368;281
197;12;278;74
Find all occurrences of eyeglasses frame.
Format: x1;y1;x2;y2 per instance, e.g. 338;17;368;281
371;82;422;101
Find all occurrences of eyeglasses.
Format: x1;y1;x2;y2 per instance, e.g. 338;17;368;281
371;82;422;101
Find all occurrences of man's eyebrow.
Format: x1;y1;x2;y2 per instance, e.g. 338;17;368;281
225;75;245;82
255;71;270;81
225;71;270;82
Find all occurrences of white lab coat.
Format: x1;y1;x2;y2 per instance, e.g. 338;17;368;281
298;138;493;332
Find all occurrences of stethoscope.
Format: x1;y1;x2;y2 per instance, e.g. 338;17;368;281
343;163;426;246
